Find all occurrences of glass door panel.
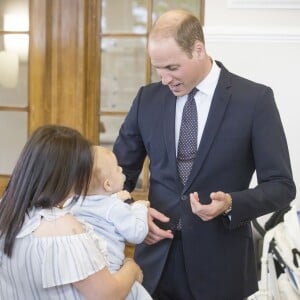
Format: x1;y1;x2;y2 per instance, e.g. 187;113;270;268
153;0;201;19
0;112;27;174
0;0;29;192
99;115;126;147
101;37;146;112
102;0;148;34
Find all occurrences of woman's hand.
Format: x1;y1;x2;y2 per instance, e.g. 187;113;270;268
123;258;143;283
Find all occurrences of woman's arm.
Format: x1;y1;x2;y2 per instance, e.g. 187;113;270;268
35;213;143;299
73;258;143;300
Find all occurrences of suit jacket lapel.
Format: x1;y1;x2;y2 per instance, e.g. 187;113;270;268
184;66;232;191
162;89;183;188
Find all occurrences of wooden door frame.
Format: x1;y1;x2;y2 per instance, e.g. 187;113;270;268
29;0;100;141
0;0;100;194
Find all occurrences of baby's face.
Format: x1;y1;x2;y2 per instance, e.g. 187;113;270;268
91;146;125;194
106;151;126;192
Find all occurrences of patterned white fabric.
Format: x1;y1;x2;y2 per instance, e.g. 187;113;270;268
0;200;108;300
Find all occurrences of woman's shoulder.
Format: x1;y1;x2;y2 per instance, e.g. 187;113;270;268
33;213;85;237
33;214;109;289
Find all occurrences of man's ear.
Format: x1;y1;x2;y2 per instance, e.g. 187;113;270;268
103;178;113;192
193;40;205;59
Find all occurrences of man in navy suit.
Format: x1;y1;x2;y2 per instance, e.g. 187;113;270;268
113;9;296;300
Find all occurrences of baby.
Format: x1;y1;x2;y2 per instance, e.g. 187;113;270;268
72;146;152;300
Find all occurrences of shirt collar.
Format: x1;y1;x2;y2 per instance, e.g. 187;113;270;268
196;59;221;97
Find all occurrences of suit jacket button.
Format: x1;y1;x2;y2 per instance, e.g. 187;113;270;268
181;195;188;201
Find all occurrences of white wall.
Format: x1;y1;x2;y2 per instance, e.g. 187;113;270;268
204;0;300;206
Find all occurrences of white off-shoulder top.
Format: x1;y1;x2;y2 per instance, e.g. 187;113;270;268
0;199;108;300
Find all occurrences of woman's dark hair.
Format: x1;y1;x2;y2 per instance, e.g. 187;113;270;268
0;125;93;257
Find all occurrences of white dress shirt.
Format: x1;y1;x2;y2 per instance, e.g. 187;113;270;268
175;60;221;154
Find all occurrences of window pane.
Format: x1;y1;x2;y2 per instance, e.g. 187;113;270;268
101;37;146;112
102;0;147;33
0;0;29;31
99;115;126;148
0;0;29;106
0;111;27;174
153;0;201;22
0;40;28;106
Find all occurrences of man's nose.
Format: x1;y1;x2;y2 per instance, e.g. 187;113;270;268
159;70;172;85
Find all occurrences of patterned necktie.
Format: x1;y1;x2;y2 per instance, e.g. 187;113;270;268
177;87;198;185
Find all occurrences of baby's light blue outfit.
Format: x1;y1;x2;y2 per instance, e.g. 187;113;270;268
72;194;152;300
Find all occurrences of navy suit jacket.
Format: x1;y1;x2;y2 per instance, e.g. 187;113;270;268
113;62;296;299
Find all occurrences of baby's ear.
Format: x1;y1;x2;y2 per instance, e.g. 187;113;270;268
103;179;112;192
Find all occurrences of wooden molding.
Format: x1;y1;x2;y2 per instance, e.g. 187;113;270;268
29;0;100;143
204;26;300;43
228;0;300;9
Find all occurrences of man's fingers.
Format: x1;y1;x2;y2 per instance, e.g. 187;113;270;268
149;207;170;222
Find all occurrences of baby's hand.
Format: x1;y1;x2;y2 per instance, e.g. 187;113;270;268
134;200;150;208
116;190;131;201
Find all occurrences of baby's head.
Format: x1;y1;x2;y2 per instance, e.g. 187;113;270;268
88;146;125;195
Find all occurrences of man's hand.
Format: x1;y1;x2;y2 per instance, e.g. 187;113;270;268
134;200;150;208
144;207;174;245
190;191;232;221
116;190;132;201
